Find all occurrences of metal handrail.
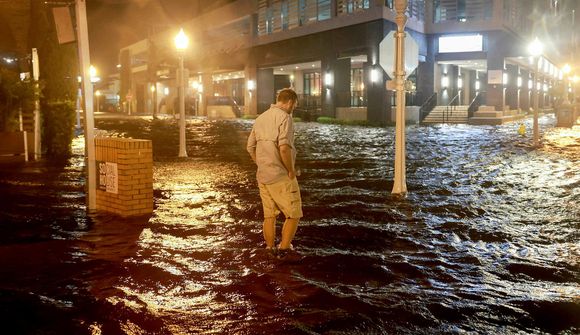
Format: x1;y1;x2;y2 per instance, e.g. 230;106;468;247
467;91;485;119
419;92;437;123
445;93;460;122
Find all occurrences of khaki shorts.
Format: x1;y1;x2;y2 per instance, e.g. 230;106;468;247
258;176;303;219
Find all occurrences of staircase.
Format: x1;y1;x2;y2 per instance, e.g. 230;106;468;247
422;105;470;124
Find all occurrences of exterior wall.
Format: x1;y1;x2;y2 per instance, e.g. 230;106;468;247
95;138;153;217
116;0;571;121
0;131;30;163
252;19;402;122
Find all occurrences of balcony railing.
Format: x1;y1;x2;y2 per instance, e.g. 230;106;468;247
257;0;375;36
433;0;492;23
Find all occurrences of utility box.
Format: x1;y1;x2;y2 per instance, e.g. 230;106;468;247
556;104;574;127
95;138;153;217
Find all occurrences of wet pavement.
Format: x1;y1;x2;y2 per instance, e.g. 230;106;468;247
0;114;578;334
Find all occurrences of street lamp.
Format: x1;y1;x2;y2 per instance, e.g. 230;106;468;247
528;37;543;147
174;28;189;158
89;66;101;114
89;65;100;83
76;75;82;129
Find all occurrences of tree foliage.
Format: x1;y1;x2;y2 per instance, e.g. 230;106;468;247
29;2;79;158
42;101;76;158
0;67;36;131
30;2;78;102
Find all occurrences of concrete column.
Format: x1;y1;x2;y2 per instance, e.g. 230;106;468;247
434;62;442;94
257;68;275;114
244;65;258;116
365;62;389;123
320;56;350;117
505;63;518;111
463;69;471;105
293;70;304;96
321;57;334;117
449;65;459;104
520;69;530;111
485;33;505;111
200;73;213;116
439;63;457;105
335;58;351;108
417;60;434;105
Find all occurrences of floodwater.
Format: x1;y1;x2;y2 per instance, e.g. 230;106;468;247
0;114;578;334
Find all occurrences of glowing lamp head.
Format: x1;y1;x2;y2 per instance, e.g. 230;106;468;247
174;28;189;51
442;75;449;89
562;64;571;74
89;65;97;78
528;38;543;57
370;69;379;83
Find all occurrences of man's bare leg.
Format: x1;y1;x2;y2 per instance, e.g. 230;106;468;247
263;217;276;249
279;218;299;250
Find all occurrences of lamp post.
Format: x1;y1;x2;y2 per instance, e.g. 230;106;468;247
392;0;408;195
151;84;157;118
76;76;82;129
95;90;101;113
89;65;101;114
528;37;543;147
175;28;188;157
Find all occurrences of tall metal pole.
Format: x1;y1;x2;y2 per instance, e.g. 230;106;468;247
76;85;82;129
178;54;187;157
392;0;408;195
32;48;41;160
75;0;96;210
533;58;539;147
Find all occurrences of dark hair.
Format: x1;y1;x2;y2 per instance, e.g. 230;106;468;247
276;88;298;103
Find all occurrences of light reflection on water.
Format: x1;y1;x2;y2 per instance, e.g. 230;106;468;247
0;114;578;334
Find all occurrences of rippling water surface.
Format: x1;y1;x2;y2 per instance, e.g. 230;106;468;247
0;114;578;334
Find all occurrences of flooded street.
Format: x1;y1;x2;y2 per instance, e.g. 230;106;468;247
0;115;578;334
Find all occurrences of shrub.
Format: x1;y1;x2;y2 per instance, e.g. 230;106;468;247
42;101;75;158
316;116;336;124
0;67;36;131
316;116;391;127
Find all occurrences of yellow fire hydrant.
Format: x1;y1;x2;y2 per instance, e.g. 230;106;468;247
517;124;526;136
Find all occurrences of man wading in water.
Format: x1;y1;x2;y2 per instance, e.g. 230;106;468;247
247;88;303;260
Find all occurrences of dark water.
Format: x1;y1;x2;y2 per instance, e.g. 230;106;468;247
0;114;578;334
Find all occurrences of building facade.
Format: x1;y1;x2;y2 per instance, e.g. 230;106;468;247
117;0;577;122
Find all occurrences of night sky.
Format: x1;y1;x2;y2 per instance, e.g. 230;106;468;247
87;0;198;77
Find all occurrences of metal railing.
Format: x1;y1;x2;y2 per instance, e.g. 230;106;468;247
467;91;485;119
295;94;322;121
419;92;437;123
444;92;460;122
350;91;367;107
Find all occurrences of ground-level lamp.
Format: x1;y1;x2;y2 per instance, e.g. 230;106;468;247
174;28;189;158
528;37;543;147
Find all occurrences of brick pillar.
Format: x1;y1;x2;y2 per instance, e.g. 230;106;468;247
95;138;153;217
